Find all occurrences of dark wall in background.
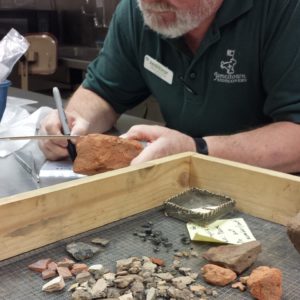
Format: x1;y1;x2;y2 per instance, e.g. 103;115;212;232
0;0;120;46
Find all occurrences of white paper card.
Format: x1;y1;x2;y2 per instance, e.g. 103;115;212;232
187;218;256;245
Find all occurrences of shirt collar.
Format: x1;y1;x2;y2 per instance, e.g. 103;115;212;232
216;0;254;27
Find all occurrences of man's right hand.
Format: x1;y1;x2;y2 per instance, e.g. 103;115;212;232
38;109;90;160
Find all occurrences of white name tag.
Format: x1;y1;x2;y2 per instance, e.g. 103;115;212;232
144;55;173;85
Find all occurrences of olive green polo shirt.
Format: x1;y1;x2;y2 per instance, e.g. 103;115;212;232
83;0;300;137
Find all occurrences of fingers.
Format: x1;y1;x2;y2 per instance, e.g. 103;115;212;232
38;136;69;161
38;110;75;160
40;141;69;161
130;138;168;165
70;116;90;137
121;125;167;142
127;126;197;165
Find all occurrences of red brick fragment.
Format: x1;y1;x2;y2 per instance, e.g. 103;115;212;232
202;264;237;286
57;257;75;268
57;266;73;279
71;263;88;275
42;269;57;280
150;257;165;266
247;266;282;300
73;134;143;175
28;258;52;273
47;262;57;271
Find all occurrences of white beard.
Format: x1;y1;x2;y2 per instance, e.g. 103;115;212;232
137;0;219;38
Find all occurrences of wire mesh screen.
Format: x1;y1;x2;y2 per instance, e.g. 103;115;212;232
0;208;299;299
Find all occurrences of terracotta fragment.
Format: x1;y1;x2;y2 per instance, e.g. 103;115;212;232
57;266;73;279
201;264;237;286
202;241;262;274
150;257;165;266
47;261;58;271
42;269;57;280
287;212;300;254
71;263;89;275
28;258;52;273
57;257;75;268
73;134;143;175
247;266;282;300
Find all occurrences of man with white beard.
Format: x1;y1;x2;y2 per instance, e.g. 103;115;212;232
39;0;300;173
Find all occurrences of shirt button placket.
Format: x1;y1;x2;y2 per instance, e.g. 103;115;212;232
189;72;197;80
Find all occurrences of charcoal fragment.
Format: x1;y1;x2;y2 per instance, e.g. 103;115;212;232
181;236;191;245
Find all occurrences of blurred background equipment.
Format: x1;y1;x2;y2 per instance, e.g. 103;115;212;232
18;33;57;90
0;0;164;123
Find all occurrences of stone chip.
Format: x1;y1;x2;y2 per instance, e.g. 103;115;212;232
42;276;65;292
202;241;262;274
66;242;100;261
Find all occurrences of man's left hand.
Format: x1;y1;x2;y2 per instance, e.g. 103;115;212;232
121;125;197;165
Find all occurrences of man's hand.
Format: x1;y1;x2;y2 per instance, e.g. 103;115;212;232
122;125;197;165
38;109;89;161
38;85;118;161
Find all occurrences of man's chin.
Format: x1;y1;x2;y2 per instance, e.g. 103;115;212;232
142;18;186;38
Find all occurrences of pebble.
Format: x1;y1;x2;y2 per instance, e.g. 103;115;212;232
66;242;100;261
91;237;110;246
42;276;65;292
232;281;246;291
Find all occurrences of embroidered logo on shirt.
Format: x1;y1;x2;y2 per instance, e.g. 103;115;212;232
214;50;247;84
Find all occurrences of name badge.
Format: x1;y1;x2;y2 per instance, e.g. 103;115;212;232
144;55;173;85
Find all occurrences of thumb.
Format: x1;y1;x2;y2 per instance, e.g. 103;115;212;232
70;117;90;136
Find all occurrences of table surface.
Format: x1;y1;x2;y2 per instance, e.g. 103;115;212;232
0;88;158;198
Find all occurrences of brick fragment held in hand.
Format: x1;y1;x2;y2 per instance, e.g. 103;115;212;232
73;134;143;175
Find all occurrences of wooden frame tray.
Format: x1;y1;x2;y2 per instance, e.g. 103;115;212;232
1;153;300;261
